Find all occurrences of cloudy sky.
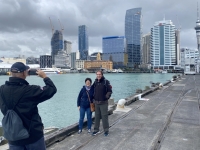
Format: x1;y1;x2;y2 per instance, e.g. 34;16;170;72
0;0;198;57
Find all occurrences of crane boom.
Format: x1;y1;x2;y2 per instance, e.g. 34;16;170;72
49;17;54;35
58;19;64;33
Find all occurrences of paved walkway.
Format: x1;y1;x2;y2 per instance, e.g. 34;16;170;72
47;75;200;150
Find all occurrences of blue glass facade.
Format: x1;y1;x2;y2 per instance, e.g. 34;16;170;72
102;36;126;53
78;25;88;60
125;8;142;67
102;52;127;68
51;30;63;64
102;36;127;68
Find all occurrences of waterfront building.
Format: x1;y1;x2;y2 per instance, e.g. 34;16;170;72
78;25;88;60
125;8;142;67
142;34;151;65
84;53;113;71
76;60;85;69
51;30;63;64
0;57;26;64
40;55;52;68
151;20;176;70
88;52;102;61
180;48;199;72
26;57;39;64
0;57;27;73
64;40;72;54
102;36;127;68
54;51;67;67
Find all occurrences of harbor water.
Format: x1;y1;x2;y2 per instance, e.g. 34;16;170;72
0;73;175;128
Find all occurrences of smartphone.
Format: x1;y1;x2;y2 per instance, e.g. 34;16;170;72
28;69;37;75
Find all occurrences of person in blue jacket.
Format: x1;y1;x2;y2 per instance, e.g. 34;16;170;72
77;78;94;134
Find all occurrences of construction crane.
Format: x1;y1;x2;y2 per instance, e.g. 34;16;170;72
49;17;54;36
58;19;64;33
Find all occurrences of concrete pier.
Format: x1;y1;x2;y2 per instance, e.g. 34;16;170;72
1;75;199;150
46;75;200;150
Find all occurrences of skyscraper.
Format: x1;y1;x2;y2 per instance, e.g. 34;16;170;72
51;30;63;64
151;20;176;70
102;36;128;68
125;8;142;67
64;40;72;54
78;25;88;60
142;34;151;64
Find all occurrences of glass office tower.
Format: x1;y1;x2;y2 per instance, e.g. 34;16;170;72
125;8;142;67
102;36;127;68
78;25;89;60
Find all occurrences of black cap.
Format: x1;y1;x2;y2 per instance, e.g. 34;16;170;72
11;62;30;73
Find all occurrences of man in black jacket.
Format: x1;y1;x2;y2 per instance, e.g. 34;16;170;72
0;62;57;150
92;70;112;136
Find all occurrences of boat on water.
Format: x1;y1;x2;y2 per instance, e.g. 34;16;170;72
161;70;167;73
118;69;123;73
40;68;62;74
112;69;118;73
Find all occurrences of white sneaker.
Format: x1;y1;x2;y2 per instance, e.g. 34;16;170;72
88;129;91;133
78;130;82;134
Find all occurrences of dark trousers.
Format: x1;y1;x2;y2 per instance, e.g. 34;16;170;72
94;103;109;133
9;137;46;150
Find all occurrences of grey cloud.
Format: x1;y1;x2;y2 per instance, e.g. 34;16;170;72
0;0;198;57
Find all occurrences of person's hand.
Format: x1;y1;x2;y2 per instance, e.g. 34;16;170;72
78;106;80;111
36;69;47;79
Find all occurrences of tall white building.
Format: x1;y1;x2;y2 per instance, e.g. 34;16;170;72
151;20;176;70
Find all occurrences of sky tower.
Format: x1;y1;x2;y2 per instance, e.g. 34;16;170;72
195;3;200;52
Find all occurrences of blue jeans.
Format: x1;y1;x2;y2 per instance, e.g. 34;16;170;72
79;107;92;130
9;137;46;150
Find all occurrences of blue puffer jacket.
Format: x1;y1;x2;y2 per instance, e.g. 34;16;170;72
77;86;94;108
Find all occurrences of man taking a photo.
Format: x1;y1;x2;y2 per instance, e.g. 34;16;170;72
0;62;57;150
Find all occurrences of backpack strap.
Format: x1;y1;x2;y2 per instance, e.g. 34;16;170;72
104;79;107;92
0;85;24;110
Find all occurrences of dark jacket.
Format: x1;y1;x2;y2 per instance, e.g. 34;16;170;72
93;76;112;103
77;86;94;108
0;77;57;146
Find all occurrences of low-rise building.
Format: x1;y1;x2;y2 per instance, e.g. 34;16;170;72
76;60;85;69
84;53;113;71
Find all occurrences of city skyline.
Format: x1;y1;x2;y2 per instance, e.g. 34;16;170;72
0;0;199;57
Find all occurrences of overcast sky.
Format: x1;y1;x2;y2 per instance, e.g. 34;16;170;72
0;0;199;57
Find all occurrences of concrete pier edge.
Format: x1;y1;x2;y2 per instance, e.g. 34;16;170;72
44;78;176;148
